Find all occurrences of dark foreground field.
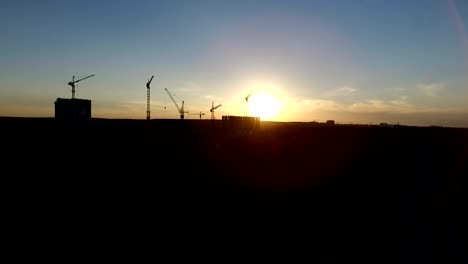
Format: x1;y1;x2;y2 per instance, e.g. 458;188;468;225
2;117;467;262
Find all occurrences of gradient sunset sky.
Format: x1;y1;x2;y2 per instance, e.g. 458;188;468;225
1;0;468;127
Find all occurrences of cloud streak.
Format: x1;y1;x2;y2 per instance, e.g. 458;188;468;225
418;83;444;97
290;94;460;114
323;86;357;97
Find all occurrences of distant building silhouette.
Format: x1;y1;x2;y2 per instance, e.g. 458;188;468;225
222;115;260;131
54;98;91;121
326;120;335;125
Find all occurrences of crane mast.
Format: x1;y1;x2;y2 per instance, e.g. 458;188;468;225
146;75;154;120
210;102;222;120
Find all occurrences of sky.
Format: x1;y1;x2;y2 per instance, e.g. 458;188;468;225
1;0;468;127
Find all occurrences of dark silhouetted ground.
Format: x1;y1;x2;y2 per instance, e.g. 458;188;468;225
2;117;467;262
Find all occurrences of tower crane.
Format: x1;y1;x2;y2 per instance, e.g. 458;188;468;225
68;74;95;99
164;88;188;119
190;112;205;120
146;75;154;120
210;102;222;120
245;93;252;116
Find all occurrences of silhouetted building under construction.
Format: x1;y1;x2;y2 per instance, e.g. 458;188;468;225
54;98;91;121
222;115;260;131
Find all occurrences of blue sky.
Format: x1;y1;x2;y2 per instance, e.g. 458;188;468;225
1;0;468;126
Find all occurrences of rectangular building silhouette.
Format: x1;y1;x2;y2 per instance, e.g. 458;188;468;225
54;98;91;121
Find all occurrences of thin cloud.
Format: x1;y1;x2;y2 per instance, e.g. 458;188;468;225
349;99;410;113
390;96;410;107
337;86;357;95
178;81;203;93
291;95;460;114
418;83;444;97
323;86;357;97
290;98;344;111
204;94;223;101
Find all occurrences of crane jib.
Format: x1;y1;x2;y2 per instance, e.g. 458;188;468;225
74;74;95;83
165;88;182;113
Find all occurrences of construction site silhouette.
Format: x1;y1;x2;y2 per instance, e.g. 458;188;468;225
2;117;467;262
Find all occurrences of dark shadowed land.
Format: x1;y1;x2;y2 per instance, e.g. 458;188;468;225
2;117;467;262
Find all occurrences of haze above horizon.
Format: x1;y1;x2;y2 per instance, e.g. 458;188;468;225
1;0;468;127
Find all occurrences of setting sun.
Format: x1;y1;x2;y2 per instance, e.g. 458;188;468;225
248;93;281;120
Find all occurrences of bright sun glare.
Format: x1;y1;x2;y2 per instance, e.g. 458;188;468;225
249;93;281;120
